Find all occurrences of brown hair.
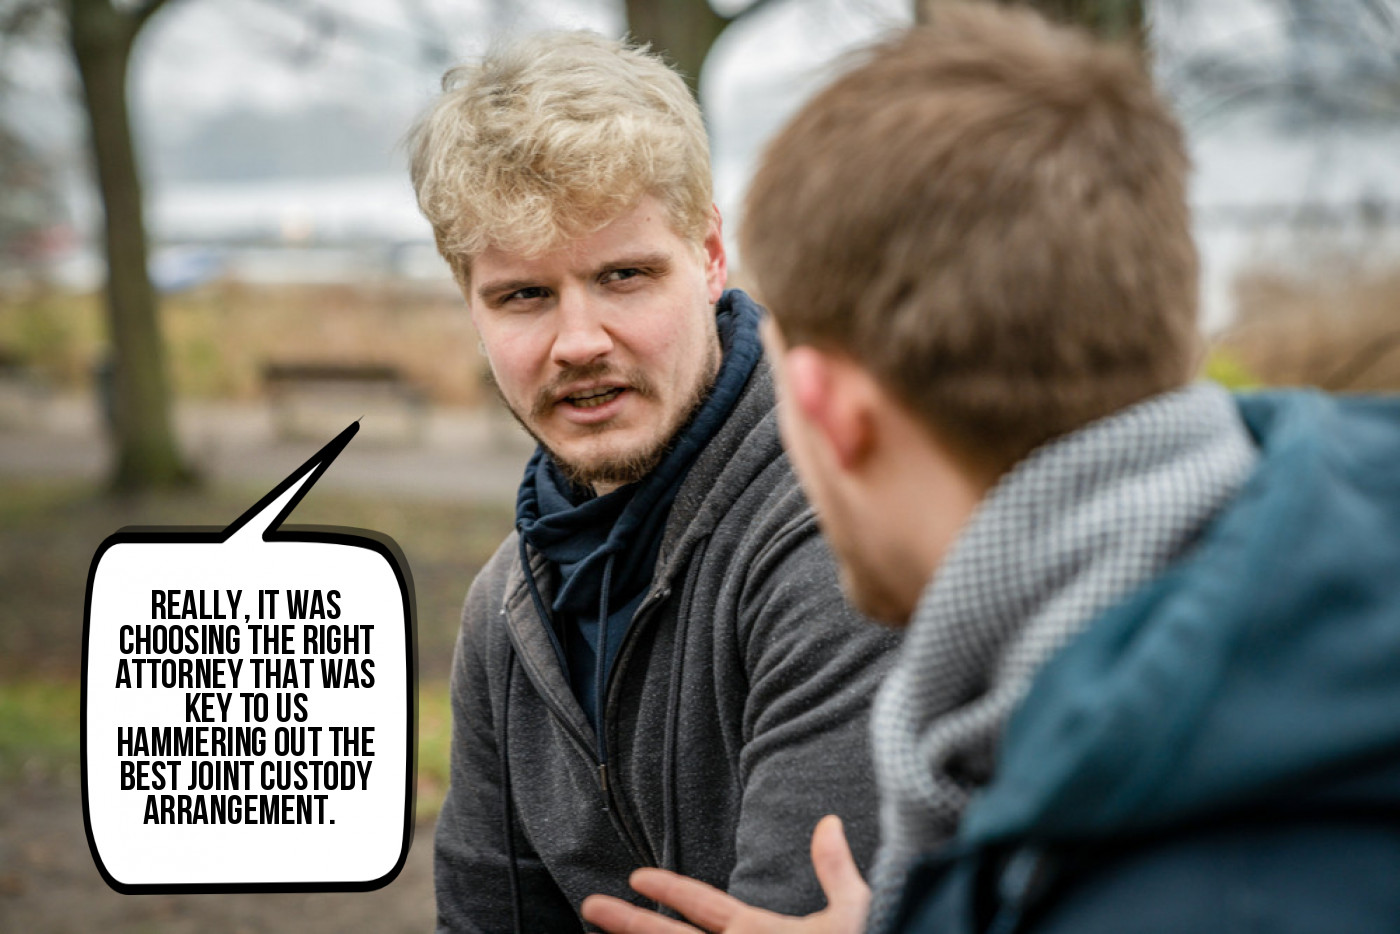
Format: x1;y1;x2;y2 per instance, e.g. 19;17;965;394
742;3;1200;468
409;31;712;285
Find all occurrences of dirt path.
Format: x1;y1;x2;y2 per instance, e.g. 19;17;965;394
0;780;436;933
0;395;533;503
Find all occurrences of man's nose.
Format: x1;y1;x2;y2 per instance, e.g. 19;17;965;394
551;288;614;366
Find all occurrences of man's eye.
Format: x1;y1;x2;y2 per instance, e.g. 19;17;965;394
602;268;643;284
504;286;549;303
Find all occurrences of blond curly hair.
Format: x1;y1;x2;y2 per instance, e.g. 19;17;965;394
409;31;712;284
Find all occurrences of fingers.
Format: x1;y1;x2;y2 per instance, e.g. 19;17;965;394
626;868;748;931
809;816;871;928
581;893;704;934
584;855;856;934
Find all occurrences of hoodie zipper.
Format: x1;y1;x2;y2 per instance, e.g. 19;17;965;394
506;563;674;869
594;556;616;811
592;581;673;865
504;627;651;865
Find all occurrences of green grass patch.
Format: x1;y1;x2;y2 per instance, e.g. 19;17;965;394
0;679;81;783
0;289;105;388
417;680;452;822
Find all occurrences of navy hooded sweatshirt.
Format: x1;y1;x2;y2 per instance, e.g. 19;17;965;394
513;290;763;732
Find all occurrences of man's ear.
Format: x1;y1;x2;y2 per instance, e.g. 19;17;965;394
786;347;875;471
704;205;727;302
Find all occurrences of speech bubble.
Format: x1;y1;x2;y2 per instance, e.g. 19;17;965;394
82;422;416;893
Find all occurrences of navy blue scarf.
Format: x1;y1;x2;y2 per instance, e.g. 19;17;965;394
514;289;764;731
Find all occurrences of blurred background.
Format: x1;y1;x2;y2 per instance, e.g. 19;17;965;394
1;0;1397;929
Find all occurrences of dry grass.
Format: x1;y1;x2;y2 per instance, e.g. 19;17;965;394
0;281;492;405
1216;268;1400;392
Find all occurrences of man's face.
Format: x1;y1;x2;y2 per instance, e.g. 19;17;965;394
467;197;726;492
762;320;915;625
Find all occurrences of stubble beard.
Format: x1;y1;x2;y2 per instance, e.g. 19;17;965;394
493;336;722;492
840;558;913;627
815;479;914;627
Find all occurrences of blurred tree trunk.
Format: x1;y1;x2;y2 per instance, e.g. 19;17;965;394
918;0;1145;46
623;0;786;94
625;0;729;90
67;0;193;491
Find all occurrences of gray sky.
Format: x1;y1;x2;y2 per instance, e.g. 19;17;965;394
10;0;1400;322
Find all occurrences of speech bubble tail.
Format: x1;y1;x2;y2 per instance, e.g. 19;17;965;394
223;421;360;545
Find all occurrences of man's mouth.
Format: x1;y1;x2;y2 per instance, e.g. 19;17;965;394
563;387;625;409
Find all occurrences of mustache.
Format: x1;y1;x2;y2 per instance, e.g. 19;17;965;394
531;363;656;419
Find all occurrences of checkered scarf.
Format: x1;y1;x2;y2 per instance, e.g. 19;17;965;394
866;383;1259;932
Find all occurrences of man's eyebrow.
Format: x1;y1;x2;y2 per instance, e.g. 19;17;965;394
476;277;538;302
599;251;671;272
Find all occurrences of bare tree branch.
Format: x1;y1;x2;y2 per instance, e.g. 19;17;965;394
1;0;55;36
729;0;785;26
244;0;456;71
398;0;454;68
130;0;172;31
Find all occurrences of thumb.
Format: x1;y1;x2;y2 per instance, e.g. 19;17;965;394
811;815;871;924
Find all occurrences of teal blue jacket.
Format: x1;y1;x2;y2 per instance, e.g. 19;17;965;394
893;391;1400;933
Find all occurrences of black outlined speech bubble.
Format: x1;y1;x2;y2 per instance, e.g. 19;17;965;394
82;422;416;893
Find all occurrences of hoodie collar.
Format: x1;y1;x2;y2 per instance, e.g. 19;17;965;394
515;289;764;616
960;391;1400;847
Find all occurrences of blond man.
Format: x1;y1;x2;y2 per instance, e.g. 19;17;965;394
410;32;898;933
584;5;1400;934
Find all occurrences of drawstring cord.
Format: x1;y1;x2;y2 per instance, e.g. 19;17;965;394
661;552;701;874
661;586;689;872
595;555;616;769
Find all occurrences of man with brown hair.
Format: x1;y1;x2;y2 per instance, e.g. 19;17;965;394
583;4;1400;933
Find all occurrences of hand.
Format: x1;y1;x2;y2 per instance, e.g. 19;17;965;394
581;815;870;934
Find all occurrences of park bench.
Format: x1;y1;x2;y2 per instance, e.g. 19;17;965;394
261;361;427;443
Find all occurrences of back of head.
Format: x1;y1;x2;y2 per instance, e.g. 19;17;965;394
743;3;1200;469
410;31;712;283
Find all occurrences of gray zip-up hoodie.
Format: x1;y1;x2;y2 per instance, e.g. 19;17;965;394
434;358;901;933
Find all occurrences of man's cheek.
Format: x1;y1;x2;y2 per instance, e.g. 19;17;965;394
480;339;530;398
772;392;800;458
